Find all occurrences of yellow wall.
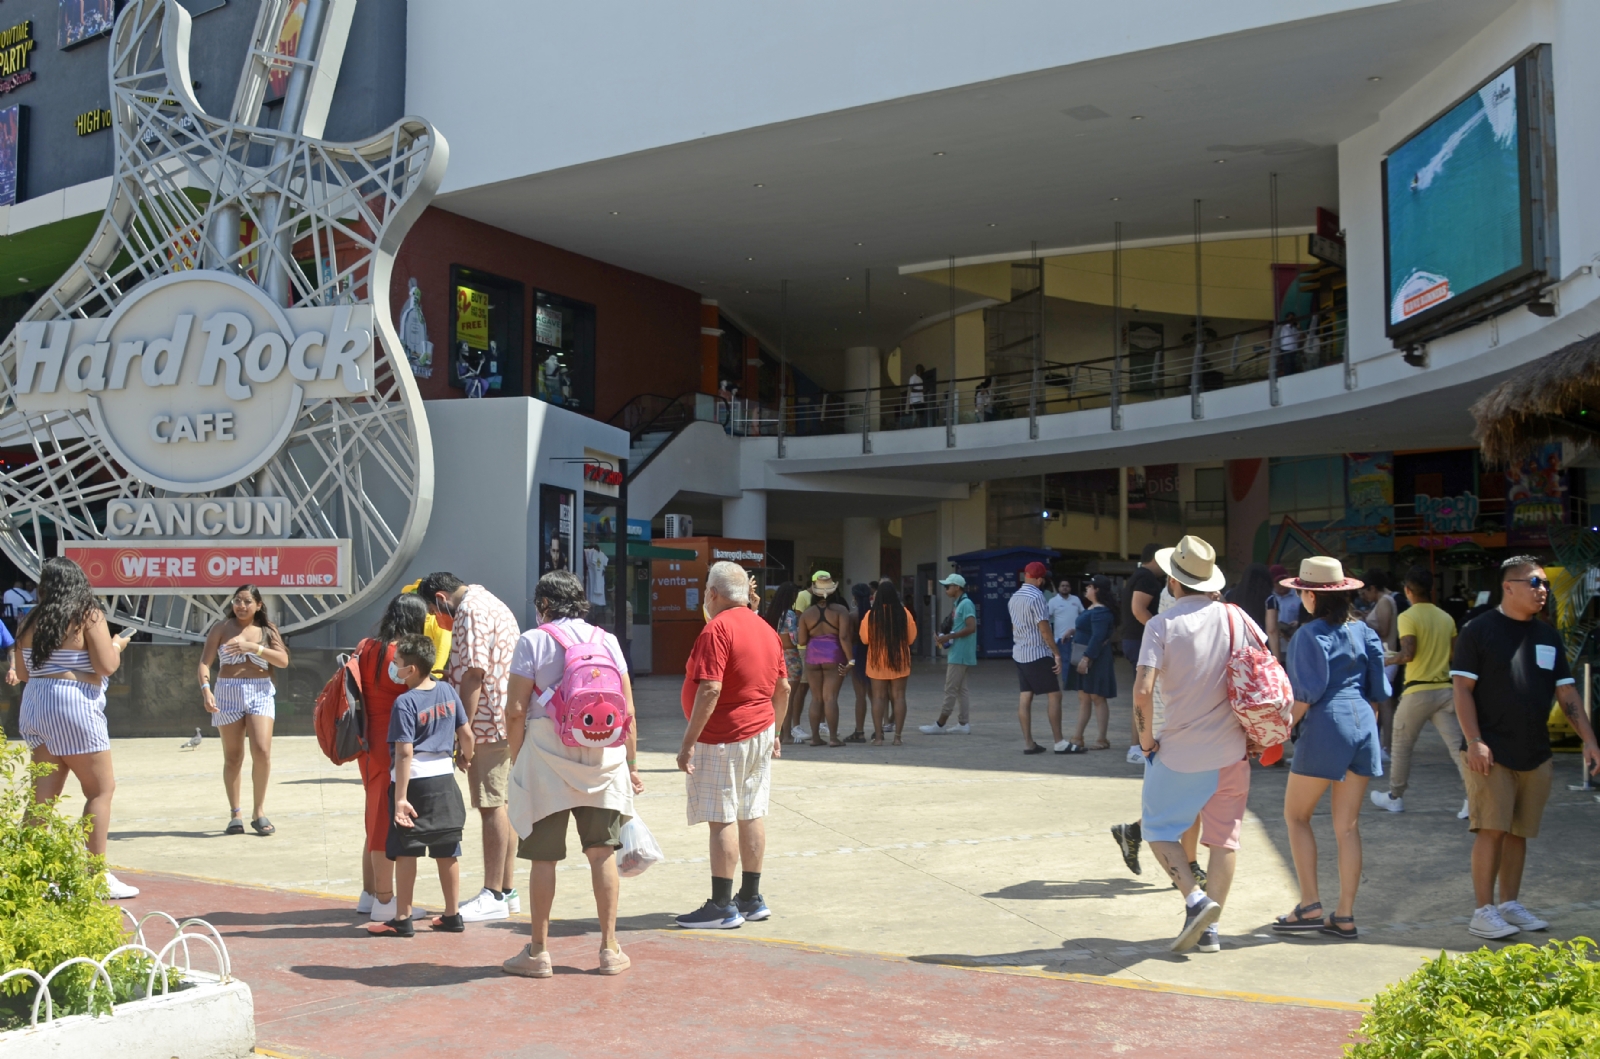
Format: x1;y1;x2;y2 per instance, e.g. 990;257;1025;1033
897;310;984;385
910;236;1318;322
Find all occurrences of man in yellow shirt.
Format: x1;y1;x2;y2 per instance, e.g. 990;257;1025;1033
403;580;452;678
1371;567;1469;815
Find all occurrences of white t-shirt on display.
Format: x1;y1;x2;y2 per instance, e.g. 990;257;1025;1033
583;547;609;606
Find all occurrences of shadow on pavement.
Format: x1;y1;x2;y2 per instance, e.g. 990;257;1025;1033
983;877;1165;901
290;961;505;987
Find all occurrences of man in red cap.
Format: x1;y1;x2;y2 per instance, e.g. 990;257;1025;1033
1009;562;1063;753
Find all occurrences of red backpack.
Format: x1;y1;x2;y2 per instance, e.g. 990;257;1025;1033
1222;604;1295;752
314;638;381;765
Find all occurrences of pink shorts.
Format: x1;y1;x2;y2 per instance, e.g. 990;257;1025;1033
1198;759;1251;850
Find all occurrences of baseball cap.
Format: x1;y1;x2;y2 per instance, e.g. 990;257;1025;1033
938;573;967;588
1023;561;1050;579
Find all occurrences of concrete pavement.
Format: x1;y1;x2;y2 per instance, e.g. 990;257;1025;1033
41;658;1600;1053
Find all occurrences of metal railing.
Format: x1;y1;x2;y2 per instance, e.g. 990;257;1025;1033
773;315;1347;438
610;314;1348;476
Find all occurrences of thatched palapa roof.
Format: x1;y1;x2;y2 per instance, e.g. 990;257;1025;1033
1472;331;1600;465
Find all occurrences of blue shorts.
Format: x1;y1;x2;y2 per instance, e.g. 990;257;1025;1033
1291;697;1383;781
1141;755;1219;844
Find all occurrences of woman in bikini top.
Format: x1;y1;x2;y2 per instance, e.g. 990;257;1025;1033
796;575;854;747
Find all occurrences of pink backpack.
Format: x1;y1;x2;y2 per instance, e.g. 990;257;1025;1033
1222;604;1295;751
536;623;631;749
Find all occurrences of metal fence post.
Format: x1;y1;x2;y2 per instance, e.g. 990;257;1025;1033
1111;221;1123;430
1268;324;1281;407
946;254;957;448
1190;200;1204;420
1342;317;1357;390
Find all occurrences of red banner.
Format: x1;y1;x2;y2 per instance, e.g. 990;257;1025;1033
61;540;350;594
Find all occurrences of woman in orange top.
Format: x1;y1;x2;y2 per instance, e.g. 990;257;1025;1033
857;579;918;745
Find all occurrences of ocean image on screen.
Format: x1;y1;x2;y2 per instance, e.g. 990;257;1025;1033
1386;66;1522;327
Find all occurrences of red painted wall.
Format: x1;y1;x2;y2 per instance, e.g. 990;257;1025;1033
390;207;702;422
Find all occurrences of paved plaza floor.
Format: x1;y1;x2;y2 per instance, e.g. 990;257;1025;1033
53;659;1600;1056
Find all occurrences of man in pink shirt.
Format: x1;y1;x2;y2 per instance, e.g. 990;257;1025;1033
1133;535;1256;955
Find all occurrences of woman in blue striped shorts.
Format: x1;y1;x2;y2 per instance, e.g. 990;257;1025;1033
16;557;138;899
199;585;290;836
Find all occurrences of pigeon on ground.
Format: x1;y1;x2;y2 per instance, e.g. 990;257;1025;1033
179;727;203;750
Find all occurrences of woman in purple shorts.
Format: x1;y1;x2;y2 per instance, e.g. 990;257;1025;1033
796;572;853;747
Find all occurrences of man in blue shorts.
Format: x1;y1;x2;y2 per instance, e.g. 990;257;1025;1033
1133;535;1254;954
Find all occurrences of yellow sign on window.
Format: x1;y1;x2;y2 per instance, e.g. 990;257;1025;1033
455;286;488;349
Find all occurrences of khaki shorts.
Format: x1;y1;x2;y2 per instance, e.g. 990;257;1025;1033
1463;755;1553;838
467;740;511;809
516;806;627;862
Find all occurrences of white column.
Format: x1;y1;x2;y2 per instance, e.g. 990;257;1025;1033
842;516;881;593
722;489;767;542
844;346;879;432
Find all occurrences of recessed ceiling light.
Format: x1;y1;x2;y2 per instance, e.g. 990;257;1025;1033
1130;115;1143;121
854;241;862;246
753;183;764;187
844;276;850;281
609;211;618;215
746;257;753;261
1110;197;1120;202
1214;158;1226;164
932;151;945;156
987;223;997;227
1368;76;1382;82
1217;214;1229;219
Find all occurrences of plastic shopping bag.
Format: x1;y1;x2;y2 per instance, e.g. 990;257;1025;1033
615;813;664;878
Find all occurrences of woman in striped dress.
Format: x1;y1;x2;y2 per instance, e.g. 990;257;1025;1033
199;585;290;836
16;557;138;898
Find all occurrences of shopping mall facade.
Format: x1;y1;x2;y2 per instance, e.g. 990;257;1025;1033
0;0;1595;673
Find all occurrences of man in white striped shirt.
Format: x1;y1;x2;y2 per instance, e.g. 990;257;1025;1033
1010;562;1063;753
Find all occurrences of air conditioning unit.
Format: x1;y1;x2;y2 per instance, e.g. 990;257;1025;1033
663;514;693;538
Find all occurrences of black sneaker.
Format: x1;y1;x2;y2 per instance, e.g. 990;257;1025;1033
735;893;771;922
1171;897;1221;953
429;913;465;933
366;917;415;938
1190;861;1208;892
1110;822;1142;875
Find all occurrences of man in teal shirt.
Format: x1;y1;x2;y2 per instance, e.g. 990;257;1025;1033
923;573;978;734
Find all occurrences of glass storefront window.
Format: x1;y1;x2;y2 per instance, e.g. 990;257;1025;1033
583;498;619;630
533;290;597;413
449;266;525;397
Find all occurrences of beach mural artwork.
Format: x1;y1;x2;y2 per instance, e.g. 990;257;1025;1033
1344;452;1395;552
1505;442;1566;547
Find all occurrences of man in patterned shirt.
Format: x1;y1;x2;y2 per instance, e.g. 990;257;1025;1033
419;572;522;922
1010;562;1063;753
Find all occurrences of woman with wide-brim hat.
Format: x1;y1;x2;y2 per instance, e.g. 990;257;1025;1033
796;571;854;747
1272;557;1389;941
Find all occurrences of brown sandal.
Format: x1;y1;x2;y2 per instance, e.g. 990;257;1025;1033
1087;741;1111;751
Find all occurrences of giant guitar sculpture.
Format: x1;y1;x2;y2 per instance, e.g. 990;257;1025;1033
0;0;444;639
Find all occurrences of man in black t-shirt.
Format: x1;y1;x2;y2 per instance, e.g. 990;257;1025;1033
1120;543;1165;765
1451;556;1600;941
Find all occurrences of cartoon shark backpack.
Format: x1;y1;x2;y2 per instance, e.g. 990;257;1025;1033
536;623;631;749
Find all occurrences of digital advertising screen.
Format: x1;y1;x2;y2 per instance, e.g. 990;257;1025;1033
1382;48;1553;340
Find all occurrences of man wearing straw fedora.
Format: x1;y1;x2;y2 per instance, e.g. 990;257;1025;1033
1132;535;1255;953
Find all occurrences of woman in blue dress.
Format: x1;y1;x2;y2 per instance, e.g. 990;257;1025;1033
1063;576;1118;752
1273;558;1389;940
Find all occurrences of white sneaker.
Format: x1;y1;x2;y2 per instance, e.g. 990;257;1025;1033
1126;745;1145;765
1053;739;1073;753
1497;900;1548;931
368;896;397;923
458;887;509;922
1468;903;1521;939
919;722;951;734
950;723;971;734
791;725;812;741
505;889;521;914
1458;799;1471;820
357;890;374;915
1370;791;1404;813
104;872;140;900
819;722;830;739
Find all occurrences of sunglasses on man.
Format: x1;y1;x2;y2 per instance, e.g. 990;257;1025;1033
1505;576;1551;591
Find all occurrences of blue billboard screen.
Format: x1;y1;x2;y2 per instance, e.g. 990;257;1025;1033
1385;64;1526;331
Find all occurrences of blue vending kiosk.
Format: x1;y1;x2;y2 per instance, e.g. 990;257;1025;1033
948;547;1060;658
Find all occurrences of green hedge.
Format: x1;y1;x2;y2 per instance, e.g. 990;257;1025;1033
1349;937;1600;1058
0;731;167;1027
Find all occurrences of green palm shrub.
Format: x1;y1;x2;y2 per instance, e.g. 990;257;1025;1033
1349;937;1600;1058
0;730;165;1027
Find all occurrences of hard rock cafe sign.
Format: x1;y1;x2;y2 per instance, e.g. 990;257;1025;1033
0;0;446;636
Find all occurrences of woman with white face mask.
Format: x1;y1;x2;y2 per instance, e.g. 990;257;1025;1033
354;591;429;923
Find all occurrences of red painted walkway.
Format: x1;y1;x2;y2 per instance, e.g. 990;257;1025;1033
119;871;1362;1058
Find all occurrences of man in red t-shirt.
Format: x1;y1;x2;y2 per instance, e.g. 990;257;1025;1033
675;561;787;929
